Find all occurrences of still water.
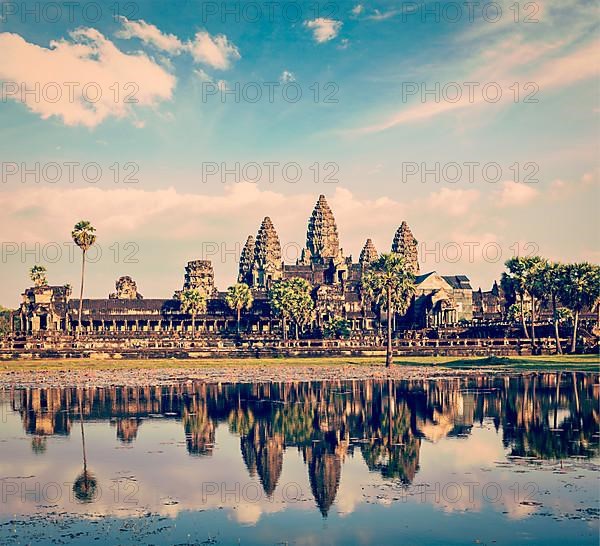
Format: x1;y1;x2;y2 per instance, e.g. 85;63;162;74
0;373;598;545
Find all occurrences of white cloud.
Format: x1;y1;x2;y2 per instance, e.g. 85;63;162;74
115;18;241;71
351;4;364;16
426;188;481;216
0;29;176;128
304;18;342;43
279;70;296;83
494;181;539;207
188;31;241;70
115;16;184;54
349;28;599;134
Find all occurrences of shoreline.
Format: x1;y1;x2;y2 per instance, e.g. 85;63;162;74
0;355;597;388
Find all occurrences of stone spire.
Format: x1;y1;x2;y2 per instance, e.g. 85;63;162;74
304;195;342;264
183;260;216;297
109;276;142;299
238;235;255;284
392;221;419;274
253;217;282;287
359;239;378;269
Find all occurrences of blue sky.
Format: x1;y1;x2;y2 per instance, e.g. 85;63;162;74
0;0;598;305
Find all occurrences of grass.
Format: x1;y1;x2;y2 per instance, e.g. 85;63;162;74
0;354;597;372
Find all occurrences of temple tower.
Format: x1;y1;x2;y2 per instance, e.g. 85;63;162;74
253;217;282;289
301;195;343;265
183;260;216;297
392;221;419;274
359;239;378;270
238;235;255;285
109;276;142;299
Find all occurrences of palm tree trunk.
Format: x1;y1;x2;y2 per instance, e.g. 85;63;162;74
79;398;87;473
282;316;287;341
530;295;536;351
571;309;579;353
519;294;529;339
77;249;86;336
295;322;299;340
237;307;241;333
191;314;195;340
386;285;393;368
552;294;562;354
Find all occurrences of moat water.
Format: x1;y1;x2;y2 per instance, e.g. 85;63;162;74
0;373;598;545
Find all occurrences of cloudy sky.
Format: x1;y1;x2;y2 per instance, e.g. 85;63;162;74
0;0;598;306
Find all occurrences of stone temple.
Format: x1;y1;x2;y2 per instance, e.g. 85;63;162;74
16;195;475;335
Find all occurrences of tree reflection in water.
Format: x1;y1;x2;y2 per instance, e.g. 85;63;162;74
10;373;599;516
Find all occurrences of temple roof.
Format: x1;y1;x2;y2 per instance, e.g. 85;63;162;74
305;195;342;262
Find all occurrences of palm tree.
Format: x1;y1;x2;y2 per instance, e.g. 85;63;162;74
502;257;530;339
71;221;96;335
178;289;207;339
559;262;600;353
522;256;547;351
29;265;48;287
362;253;416;367
542;262;566;354
269;280;293;341
269;278;315;340
225;283;254;333
73;396;97;503
287;278;315;340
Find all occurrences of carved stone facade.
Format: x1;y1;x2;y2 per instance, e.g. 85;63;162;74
238;235;255;285
359;239;378;270
109;276;142;300
183;260;216;298
300;195;344;266
19;285;71;332
15;196;481;335
392;221;420;275
252;217;283;289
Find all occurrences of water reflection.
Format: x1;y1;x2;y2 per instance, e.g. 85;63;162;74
5;372;598;519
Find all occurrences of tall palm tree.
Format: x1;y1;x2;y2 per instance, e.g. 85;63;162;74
71;221;96;335
269;280;293;341
362;253;416;367
178;289;207;339
225;283;254;333
502;257;530;339
29;265;48;287
73;396;97;503
559;262;600;353
522;256;547;351
269;278;314;340
542;262;566;354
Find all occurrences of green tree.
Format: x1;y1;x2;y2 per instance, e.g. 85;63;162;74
362;253;416;367
541;262;567;354
29;265;48;287
287;278;315;339
559;262;600;353
323;317;351;339
225;283;254;333
522;256;548;350
269;281;292;340
269;278;315;340
177;289;207;339
0;305;12;335
502;257;530;339
71;221;96;334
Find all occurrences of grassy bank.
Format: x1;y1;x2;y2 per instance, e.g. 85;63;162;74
0;354;597;372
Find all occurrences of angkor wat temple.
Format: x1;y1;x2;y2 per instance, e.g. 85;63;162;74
15;195;484;337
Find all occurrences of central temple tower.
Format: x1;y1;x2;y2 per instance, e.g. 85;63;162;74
300;195;345;265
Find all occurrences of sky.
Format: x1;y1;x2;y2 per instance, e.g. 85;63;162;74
0;0;598;306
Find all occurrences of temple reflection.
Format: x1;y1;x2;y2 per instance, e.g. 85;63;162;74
7;373;599;517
